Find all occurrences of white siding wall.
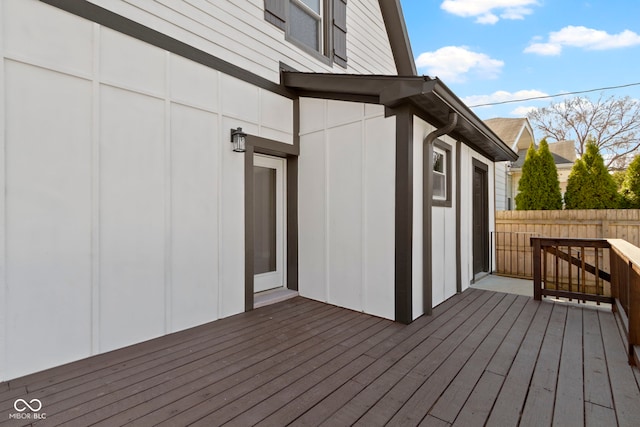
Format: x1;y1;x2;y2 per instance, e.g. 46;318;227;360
298;99;396;320
84;0;397;81
432;166;458;307
412;117;458;319
495;161;508;211
0;0;293;380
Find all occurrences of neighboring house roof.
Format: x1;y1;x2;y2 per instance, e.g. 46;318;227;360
284;73;518;162
484;117;577;168
547;140;578;163
484;118;535;151
511;148;574;168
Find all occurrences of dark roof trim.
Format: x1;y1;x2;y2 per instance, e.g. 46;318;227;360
377;0;417;76
284;72;518;162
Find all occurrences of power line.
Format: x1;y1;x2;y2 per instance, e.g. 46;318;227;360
468;81;640;108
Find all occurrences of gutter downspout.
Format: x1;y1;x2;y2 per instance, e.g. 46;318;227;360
423;112;458;315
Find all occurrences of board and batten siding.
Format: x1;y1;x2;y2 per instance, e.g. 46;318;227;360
412;118;458;319
411;117;497;319
0;0;293;380
298;98;396;320
79;0;397;81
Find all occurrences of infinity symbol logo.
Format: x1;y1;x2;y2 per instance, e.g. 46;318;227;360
13;398;42;412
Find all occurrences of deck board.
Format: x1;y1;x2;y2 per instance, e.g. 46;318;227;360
485;301;553;426
318;289;489;426
450;298;540;427
82;305;363;426
1;288;640;427
599;310;640;427
429;294;527;423
585;402;617;427
519;303;567;427
344;290;499;426
11;298;318;392
385;293;517;426
37;302;348;426
582;309;614;411
451;370;505;427
553;306;584;427
144;317;388;426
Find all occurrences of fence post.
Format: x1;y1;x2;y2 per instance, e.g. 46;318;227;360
532;237;542;301
630;262;640;365
490;231;494;274
611;252;618;314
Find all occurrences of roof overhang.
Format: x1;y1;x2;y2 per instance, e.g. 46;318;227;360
283;72;518;162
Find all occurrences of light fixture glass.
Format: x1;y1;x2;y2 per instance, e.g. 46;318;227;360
230;127;247;152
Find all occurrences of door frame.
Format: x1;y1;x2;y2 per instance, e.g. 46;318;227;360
243;133;299;311
253;154;287;293
472;158;489;279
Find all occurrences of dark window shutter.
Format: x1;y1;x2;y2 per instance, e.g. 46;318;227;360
265;0;286;30
333;0;347;67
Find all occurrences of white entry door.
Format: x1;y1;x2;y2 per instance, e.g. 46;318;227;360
253;154;286;293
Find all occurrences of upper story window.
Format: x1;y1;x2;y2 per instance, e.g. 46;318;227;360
432;140;452;207
289;0;322;51
265;0;347;68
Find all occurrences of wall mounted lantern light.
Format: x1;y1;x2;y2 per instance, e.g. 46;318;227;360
230;127;247;152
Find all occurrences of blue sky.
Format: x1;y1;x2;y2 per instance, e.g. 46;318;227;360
400;0;640;120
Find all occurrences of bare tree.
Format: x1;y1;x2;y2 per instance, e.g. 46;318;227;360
527;94;640;169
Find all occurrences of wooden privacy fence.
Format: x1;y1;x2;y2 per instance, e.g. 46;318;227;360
492;231;539;278
531;237;640;365
495;210;640;279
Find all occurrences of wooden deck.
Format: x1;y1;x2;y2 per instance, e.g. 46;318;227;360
2;288;640;426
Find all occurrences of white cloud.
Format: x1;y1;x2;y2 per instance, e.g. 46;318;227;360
441;0;538;24
524;43;562;55
415;46;504;83
511;105;538;116
462;89;549;107
525;26;640;55
500;6;534;20
476;13;499;25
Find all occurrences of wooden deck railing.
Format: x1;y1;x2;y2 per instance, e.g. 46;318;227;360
531;237;640;365
608;239;640;366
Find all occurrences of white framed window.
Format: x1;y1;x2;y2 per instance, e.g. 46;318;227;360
433;148;446;200
432;140;452;207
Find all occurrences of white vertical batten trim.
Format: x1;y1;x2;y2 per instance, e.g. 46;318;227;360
282;157;288;288
90;22;101;354
0;0;7;380
216;70;224;318
324;100;330;304
360;106;366;313
164;51;172;333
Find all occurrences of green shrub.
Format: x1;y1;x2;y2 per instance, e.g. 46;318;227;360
564;141;619;209
621;154;640;208
515;139;563;210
